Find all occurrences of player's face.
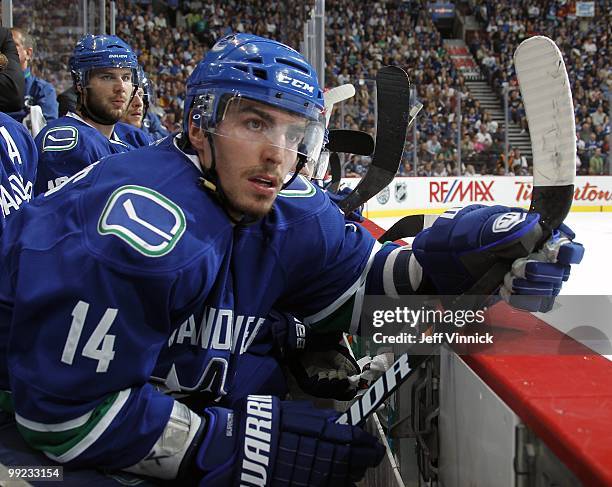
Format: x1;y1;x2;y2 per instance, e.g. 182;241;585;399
122;87;144;128
12;31;31;71
85;68;134;123
192;99;304;220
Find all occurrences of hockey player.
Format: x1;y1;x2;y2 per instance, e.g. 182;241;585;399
0;33;582;485
115;68;154;148
140;71;170;142
0;111;37;231
33;35;139;195
8;28;59;123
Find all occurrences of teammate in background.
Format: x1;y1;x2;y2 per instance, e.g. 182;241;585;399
8;28;59;123
115;68;154;149
0;111;37;231
141;73;170;141
0;34;582;484
33;35;139;195
0;27;25;113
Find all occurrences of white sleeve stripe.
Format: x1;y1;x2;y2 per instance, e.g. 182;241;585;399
382;246;408;298
349;276;367;335
44;388;131;463
408;254;423;292
16;409;93;433
304;241;382;325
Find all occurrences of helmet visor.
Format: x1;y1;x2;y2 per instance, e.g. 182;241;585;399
207;96;326;169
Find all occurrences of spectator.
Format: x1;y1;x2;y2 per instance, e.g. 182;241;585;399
591;105;606;128
509;147;528;175
464;163;478;176
432;161;448;177
475;124;493;150
589;148;605;175
9;28;59;122
425;134;442;157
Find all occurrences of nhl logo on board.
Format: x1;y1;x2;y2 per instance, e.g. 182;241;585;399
395;182;407;203
376;186;390;205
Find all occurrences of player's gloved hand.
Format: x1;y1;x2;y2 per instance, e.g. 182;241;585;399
268;311;361;400
268;310;310;355
412;205;544;295
196;395;385;486
287;342;361;401
499;223;584;312
328;186;364;222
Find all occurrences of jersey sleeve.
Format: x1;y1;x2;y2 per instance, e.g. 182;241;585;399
4;171;216;477
272;191;374;333
0;115;37;227
275;190;425;335
35;79;60;121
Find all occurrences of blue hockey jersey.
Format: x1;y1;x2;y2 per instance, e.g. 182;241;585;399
142;110;169;142
0;112;37;233
114;122;153;149
33;113;131;195
0;134;389;474
7;69;59;122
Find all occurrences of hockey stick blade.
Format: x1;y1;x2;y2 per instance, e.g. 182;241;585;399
327;129;375;156
459;36;576;303
324;84;356;127
338;67;418;215
378;214;425;243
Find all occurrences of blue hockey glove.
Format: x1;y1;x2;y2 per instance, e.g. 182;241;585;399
412;206;584;311
268;311;361;400
499;223;584;312
196;395;385;486
328;186;364;222
412;205;543;295
268;310;310;355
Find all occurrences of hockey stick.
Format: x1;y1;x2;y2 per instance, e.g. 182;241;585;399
324;84;356;126
326;130;374;194
338;67;421;215
327;129;374;156
460;36;576;300
338;37;577;427
327;153;342;194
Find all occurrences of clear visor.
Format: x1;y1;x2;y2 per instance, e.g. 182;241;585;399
303;150;330;180
206;96;326;168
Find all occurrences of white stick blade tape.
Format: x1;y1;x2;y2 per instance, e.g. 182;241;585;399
514;36;576;187
324;84;356;107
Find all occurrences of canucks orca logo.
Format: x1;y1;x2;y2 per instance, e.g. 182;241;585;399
42;126;78;151
98;185;186;257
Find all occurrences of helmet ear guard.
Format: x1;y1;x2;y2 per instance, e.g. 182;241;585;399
189;92;220;132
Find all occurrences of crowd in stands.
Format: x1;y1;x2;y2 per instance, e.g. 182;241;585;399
6;0;611;177
471;0;610;176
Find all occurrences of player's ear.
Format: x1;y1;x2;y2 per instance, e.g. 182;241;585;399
188;113;206;151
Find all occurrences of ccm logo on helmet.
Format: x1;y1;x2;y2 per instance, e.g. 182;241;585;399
108;54;129;58
277;73;315;94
